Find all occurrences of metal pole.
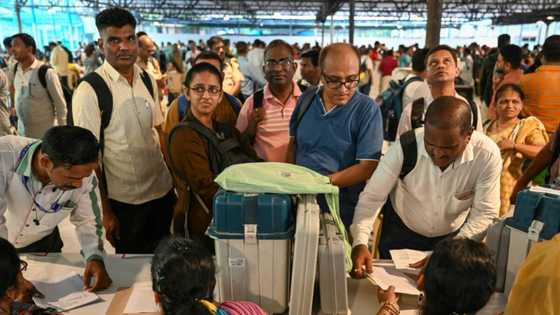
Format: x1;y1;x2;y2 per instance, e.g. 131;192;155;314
330;15;334;44
349;0;355;44
425;0;442;48
321;22;325;47
16;1;23;33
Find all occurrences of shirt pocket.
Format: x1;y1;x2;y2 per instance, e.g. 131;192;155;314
451;190;475;214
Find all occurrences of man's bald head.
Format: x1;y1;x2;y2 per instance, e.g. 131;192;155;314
425;96;473;135
319;43;360;69
137;34;156;61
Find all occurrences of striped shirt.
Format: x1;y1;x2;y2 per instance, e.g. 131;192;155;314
236;82;302;162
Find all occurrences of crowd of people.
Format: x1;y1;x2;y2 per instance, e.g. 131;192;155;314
0;5;559;315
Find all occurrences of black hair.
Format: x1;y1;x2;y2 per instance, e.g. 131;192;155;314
499;44;522;69
136;31;148;39
3;37;12;49
95;7;137;32
497;34;511;49
495;83;525;103
422;238;496;315
193;51;224;71
412;48;429;73
184;62;223;87
426;45;458;66
319;43;360;69
301;49;320;67
41;126;99;168
543;35;560;63
206;36;224;50
11;33;36;55
264;39;295;59
151;237;215;315
425;96;473;135
0;238;21;298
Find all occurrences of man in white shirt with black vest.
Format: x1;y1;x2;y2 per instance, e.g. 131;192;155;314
396;45;483;139
72;7;174;254
350;96;501;278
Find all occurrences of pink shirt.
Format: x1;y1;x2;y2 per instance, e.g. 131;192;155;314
236;82;302;162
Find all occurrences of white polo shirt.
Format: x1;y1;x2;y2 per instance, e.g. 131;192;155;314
72;61;172;204
350;129;501;247
0;136;104;261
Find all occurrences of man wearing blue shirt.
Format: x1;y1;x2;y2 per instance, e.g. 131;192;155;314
287;43;384;227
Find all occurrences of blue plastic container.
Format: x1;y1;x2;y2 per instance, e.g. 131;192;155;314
208;189;295;240
506;189;560;240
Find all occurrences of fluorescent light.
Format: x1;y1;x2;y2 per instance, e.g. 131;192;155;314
546;15;555;21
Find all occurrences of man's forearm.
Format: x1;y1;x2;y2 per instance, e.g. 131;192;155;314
330;161;378;188
286;138;296;164
516;142;554;189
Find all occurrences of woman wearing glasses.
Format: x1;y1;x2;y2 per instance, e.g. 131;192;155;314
0;238;59;315
167;63;259;245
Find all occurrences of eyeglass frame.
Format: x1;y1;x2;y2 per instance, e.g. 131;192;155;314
321;73;360;89
188;85;222;96
264;58;294;68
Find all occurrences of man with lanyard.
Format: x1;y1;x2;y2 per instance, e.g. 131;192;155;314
0;126;111;291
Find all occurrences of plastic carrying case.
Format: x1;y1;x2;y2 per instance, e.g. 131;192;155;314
209;189;295;314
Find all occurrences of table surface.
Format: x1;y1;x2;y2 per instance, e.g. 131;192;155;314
21;254;504;315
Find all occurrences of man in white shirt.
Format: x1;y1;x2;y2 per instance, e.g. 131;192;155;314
72;7;174;254
10;33;67;139
401;48;430;107
350;96;501;278
396;45;482;139
0;126;111;291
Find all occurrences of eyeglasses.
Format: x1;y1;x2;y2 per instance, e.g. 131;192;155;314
322;74;360;89
189;85;221;96
264;58;293;68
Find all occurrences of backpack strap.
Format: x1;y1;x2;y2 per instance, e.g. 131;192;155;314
224;93;241;114
178;95;188;122
81;72;113;191
37;64;50;90
253;89;264;109
399;130;418;180
410;98;425;129
467;98;479;130
140;69;155;101
295;86;318;129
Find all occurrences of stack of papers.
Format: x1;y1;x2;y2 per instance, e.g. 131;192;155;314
389;249;431;275
32;272;100;311
123;282;159;313
367;266;421;296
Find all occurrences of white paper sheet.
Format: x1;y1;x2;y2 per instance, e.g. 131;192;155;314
123;281;159;313
31;272;100;311
367;266;421;296
389;249;431;275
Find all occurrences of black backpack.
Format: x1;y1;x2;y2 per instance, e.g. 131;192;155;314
410;97;479;130
79;70;155;191
14;62;74;125
377;76;424;141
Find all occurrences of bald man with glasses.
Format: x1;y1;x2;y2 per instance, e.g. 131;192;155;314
286;43;384;228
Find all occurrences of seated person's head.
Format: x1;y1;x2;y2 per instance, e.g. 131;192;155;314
422;238;496;315
494;84;524;121
0;238;23;305
184;63;224;118
151;237;215;315
424;96;474;169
